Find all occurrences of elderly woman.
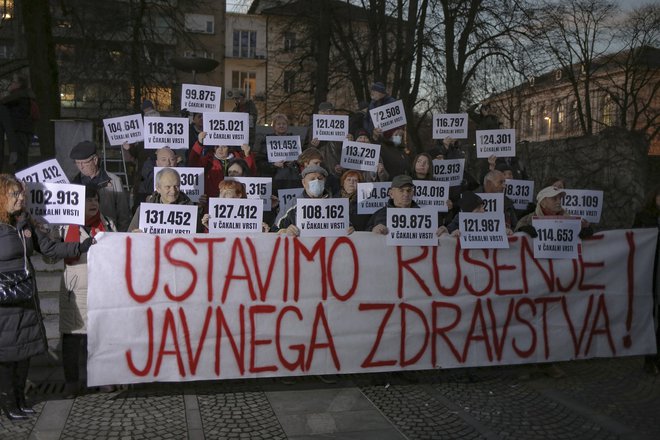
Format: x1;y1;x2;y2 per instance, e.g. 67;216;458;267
0;174;92;419
254;113;293;177
188;132;256;198
202;180;270;232
129;167;204;232
515;185;593;238
335;170;369;231
59;185;117;396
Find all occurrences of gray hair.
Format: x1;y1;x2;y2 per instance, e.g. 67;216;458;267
155;167;180;187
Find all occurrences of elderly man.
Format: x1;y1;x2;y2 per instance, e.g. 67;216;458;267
364;81;396;140
136;146;178;207
129;167;202;232
70;140;131;231
276;164;332;236
478;169;518;231
367;174;445;236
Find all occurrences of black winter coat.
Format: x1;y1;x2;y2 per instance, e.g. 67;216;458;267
0;212;83;362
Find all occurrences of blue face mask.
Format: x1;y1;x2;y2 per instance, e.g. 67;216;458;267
307;179;325;197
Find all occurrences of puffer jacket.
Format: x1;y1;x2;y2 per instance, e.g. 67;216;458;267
0;212;83;362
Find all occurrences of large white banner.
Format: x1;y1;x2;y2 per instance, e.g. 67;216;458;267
87;229;658;386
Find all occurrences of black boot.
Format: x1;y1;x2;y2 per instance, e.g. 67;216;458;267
1;392;28;421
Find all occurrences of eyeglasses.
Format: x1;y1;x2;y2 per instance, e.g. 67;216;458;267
9;190;24;198
75;156;96;166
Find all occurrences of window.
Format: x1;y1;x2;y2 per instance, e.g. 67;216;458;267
527;107;535;132
1;0;14;20
284;32;296;52
602;94;617;127
283;71;296;93
60;84;76;101
232;30;256;58
555;101;565;126
185;13;214;34
231;71;256;97
555;70;562;80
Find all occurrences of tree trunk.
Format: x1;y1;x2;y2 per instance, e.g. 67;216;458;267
21;0;60;157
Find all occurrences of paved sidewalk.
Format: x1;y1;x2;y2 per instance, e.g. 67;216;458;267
1;356;659;439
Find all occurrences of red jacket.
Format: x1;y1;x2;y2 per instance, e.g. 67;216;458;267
188;141;256;197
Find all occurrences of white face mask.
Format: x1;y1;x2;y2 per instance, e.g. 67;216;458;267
307;179;325;197
391;135;402;146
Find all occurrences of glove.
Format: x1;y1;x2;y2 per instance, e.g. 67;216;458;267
79;237;95;253
517;225;538;238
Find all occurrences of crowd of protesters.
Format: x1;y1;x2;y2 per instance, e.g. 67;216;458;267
1;78;659;420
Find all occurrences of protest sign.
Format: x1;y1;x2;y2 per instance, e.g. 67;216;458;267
181;84;222;112
25;182;85;225
476;129;516;158
432;113;468;139
296;198;350;237
432;159;464;187
208;198;263;234
137;203;198;234
357;182;390;215
103;114;144;145
312;115;349;141
458;211;509;249
87;229;658;385
370;100;407;131
413;180;449;212
386;207;438;246
340;141;380;172
16;159;69;184
266;136;301;163
505;180;535;211
532;216;582;259
203;112;249;146
144;117;189;149
562;189;604;224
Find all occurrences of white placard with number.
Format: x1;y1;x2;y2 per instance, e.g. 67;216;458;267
357;182;390;215
103;114;144;145
203;112;249;146
504;179;534;211
312;115;349;141
413;180;449;212
25;182;85;225
296;198;350;237
370;99;407;131
143;116;189;149
153;167;204;203
340;141;380;172
181;84;222;113
266;136;302;163
475;129;516;158
138;203;198;234
275;187;305;225
230;177;273;211
386;207;438;246
458;211;509;249
432;159;464;187
16;159;69;184
208;198;263;234
532;216;582;259
561;189;603;224
475;193;504;214
432;113;468;139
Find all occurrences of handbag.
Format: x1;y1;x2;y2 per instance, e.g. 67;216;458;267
0;269;34;305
